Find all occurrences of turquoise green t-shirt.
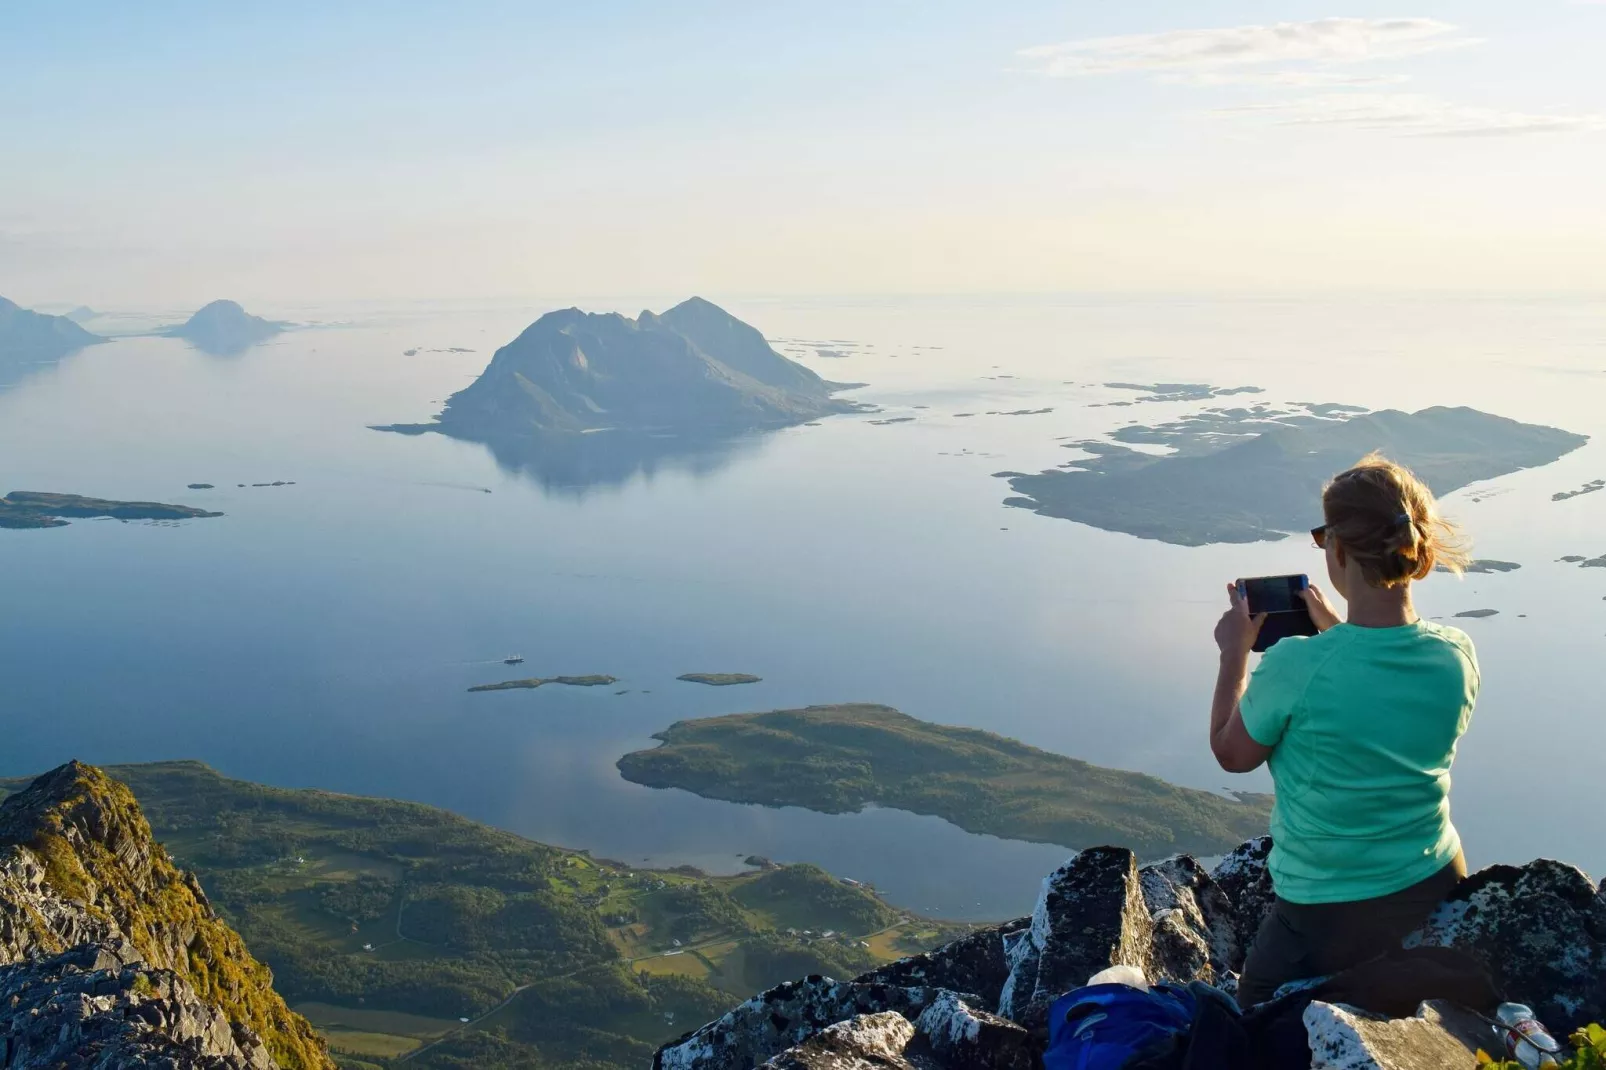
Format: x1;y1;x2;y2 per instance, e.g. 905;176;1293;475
1239;620;1479;905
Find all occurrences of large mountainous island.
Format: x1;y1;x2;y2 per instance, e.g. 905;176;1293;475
0;296;104;382
1005;403;1587;545
163;299;285;354
381;298;859;451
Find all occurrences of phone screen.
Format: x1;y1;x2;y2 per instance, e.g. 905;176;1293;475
1241;575;1307;615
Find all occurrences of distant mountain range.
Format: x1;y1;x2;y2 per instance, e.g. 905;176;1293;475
161;299;284;354
0;296;104;363
383;297;860;446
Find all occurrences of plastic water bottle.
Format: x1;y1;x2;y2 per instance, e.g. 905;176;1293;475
1495;1003;1563;1067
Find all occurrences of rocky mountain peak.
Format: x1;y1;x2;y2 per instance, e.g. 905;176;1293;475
657;841;1606;1069
0;761;333;1070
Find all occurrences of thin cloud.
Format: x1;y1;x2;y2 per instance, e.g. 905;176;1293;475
1168;71;1412;88
1217;93;1606;136
1017;18;1480;79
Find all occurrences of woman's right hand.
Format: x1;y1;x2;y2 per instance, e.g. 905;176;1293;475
1300;584;1342;632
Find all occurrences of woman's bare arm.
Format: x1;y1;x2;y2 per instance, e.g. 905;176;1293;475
1212;587;1276;774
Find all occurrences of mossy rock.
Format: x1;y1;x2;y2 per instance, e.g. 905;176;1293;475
0;761;335;1070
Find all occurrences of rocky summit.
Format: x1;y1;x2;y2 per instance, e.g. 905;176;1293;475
0;761;332;1070
656;839;1606;1069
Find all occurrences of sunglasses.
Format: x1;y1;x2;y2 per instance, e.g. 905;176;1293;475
1311;513;1409;549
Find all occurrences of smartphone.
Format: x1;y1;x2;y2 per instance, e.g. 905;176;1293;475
1237;574;1318;652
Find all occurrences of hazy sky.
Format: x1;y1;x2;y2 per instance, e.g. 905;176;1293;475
4;1;1603;306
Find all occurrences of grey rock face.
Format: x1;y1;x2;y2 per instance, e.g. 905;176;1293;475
855;918;1028;1011
1303;999;1489;1070
1208;835;1276;966
1407;858;1606;1032
1002;847;1154;1033
0;761;328;1069
654;978;961;1070
659;838;1605;1070
913;992;1035;1070
0;847;121;963
1139;854;1239;981
757;1012;923;1069
0;943;275;1068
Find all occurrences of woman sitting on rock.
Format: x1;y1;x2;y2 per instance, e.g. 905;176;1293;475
1207;453;1478;1007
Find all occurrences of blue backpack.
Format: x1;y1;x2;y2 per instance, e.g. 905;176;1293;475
1042;983;1198;1070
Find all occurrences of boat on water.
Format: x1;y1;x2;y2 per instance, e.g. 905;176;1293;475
503;655;525;664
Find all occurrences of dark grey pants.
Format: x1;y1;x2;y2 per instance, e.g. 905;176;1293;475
1236;855;1466;1008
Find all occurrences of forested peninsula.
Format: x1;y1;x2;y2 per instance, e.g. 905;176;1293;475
617;703;1271;858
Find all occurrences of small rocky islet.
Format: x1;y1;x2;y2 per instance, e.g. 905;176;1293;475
0;491;223;530
467;674;618;692
677;673;763;686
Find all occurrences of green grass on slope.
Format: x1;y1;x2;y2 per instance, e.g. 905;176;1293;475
617;703;1272;858
1;760;948;1070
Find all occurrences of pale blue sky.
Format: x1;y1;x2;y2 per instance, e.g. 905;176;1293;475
4;1;1603;305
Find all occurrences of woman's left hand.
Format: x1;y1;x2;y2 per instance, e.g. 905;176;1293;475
1215;582;1266;659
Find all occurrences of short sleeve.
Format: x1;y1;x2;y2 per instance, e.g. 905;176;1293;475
1239;639;1309;748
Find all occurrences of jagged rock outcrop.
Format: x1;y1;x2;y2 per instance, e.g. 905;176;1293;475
912;992;1035;1070
659;838;1606;1070
1207;834;1275;966
1302;999;1493;1070
856;919;1028;1011
655;979;963;1070
1407;858;1606;1033
756;1012;923;1069
0;761;332;1070
0;943;276;1068
999;847;1154;1032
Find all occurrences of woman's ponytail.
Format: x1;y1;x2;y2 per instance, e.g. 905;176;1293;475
1323;454;1469;588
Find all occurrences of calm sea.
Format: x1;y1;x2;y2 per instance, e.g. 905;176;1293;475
3;294;1603;919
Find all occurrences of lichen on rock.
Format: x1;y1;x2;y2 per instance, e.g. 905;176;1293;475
0;761;332;1070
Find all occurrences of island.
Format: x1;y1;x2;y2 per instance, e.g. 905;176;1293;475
467;674;618;692
161;299;285;355
1451;560;1522;574
0;296;104;380
1104;383;1264;403
187;483;215;490
1005;405;1588;546
1553;479;1605;502
374;299;864;491
1454;609;1500;618
0;491;223;529
617;703;1272;858
677;673;763;686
